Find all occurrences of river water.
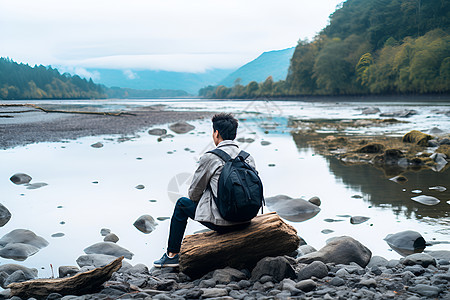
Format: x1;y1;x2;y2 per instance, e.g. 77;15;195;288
0;99;449;278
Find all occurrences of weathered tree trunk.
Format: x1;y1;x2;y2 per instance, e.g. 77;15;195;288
180;212;300;278
8;256;123;298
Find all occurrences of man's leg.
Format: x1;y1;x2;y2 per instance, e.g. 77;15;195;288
167;197;197;254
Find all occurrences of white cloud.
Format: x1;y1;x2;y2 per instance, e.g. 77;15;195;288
123;70;138;80
0;0;342;72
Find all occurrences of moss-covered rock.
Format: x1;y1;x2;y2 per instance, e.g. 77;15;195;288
402;130;433;146
357;143;385;153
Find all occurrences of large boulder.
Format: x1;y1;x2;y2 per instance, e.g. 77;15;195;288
169;121;195;134
0;229;48;261
133;215;158;234
0;204;12;227
83;242;134;259
384;230;426;256
265;195;320;222
9;173;32;185
297;236;372;268
250;256;296;282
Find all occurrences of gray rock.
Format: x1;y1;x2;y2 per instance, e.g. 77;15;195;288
350;216;370;224
84;242;133;259
261;141;271;146
58;266;79;278
135;184;145;190
404;265;425;276
0;265;37;286
308;197;321;207
213;267;247;284
76;254;128;268
428;139;440;147
3;270;30;287
237;280;251;289
0;204;12;227
9;173;32;185
46;293;63;300
265;195;320;222
100;228;111;236
329;277;345;286
408;284;441;297
296;245;317;258
384;230;426;256
386;259;400;268
362;107;380;115
411;195;440;206
427;250;450;261
0;243;40;261
148;128;167;136
133;215;158;234
103;233;119;243
125;263;148;275
297;261;328;280
367;256;388;268
0;229;49;249
297;236;372;267
357;278;377;288
199;279;216;288
295;279;316;292
403;253;436;267
335;268;350;278
200;288;228;298
251;256;295;282
169;121;195;134
26;182;48;190
90;142;103;148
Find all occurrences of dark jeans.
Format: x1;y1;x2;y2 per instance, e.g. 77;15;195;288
167;197;249;253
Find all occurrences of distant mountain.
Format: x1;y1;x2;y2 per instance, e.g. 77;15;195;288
219;47;295;87
86;68;234;94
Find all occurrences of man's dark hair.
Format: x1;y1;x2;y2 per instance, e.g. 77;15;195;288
212;113;238;140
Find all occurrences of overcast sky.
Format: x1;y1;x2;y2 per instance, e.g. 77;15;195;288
0;0;342;73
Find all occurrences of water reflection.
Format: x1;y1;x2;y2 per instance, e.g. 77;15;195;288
292;133;450;224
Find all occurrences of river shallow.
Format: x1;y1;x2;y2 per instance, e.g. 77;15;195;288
0;99;449;279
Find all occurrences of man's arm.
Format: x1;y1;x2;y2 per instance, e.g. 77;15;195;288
188;153;218;202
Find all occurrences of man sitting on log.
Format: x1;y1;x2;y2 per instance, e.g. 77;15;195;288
154;113;259;268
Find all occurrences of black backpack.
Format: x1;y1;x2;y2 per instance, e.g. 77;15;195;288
207;148;264;222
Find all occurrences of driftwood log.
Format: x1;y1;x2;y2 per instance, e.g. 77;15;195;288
180;212;300;278
7;256;123;298
0;104;135;116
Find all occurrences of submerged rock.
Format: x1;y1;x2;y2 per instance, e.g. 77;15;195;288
389;175;408;183
0;203;12;227
297;236;372;267
133;215;158;234
265;195;321;222
148;128;167;136
84;242;134;259
411;195;440;206
384;230;426;256
9;173;32;185
91;142;104;148
26;182;48;190
350;216;370;224
169;121;195;134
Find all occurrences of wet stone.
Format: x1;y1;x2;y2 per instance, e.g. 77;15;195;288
411;195;440;206
350;216;370;224
104;233;119;243
295;279;316;292
9;173;32;185
51;233;65;238
100;228;111;236
148;128;167;136
0;203;12;227
134;215;158;234
135;184;145;190
321;229;334;234
84;242;134;259
90;142;103;148
329;277;345;286
408;284;441;297
402;253;436;267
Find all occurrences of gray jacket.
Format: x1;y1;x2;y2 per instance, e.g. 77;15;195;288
188;140;257;226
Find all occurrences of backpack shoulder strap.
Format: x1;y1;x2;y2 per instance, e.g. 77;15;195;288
207;148;232;162
238;150;250;160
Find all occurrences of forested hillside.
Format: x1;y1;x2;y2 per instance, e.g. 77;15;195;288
201;0;450;98
0;58;106;99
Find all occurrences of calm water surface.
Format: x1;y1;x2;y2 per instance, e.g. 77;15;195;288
0;99;449;278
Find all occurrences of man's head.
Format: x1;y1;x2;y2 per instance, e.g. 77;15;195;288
212;113;238;145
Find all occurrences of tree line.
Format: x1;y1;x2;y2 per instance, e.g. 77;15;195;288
0;58;106;100
200;0;450;98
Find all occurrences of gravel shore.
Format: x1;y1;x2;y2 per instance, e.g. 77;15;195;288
0;105;213;149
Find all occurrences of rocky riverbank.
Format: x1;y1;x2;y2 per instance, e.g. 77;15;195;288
1;235;449;299
0;104;213;149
